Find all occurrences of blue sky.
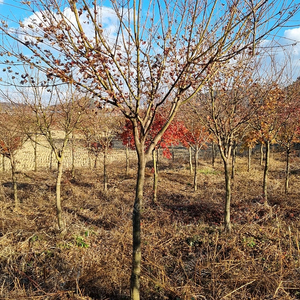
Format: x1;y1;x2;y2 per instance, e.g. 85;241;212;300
0;0;300;80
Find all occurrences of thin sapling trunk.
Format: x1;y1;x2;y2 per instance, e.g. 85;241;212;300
231;142;237;181
152;149;158;204
71;133;75;178
10;155;19;210
260;143;264;166
248;147;251;172
126;144;129;176
285;146;291;194
56;157;65;230
94;154;99;169
103;146;108;191
263;141;270;204
223;158;232;232
212;141;216;167
171;145;175;163
33;133;37;172
194;147;199;191
49;149;54;171
88;152;92;169
189;147;193;175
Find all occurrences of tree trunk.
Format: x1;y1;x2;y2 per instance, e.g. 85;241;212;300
218;139;232;233
126;144;129;176
285;147;290;194
231;143;237;181
103;147;108;192
212;141;215;167
33;133;37;172
194;147;199;191
88;152;92;169
248;147;251;172
152;149;158;204
171;145;175;163
94;154;98;169
189;147;193;175
0;179;5;201
71;133;75;178
130;147;146;300
223;158;232;232
49;149;54;171
10;156;19;210
260;143;264;166
263;141;270;204
56;159;65;230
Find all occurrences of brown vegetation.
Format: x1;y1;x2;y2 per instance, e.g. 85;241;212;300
0;146;300;300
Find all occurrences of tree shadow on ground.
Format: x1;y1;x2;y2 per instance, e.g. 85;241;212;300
159;171;193;186
69;178;96;189
291;169;300;175
64;207;117;231
3;181;35;191
157;191;223;226
2;245;131;300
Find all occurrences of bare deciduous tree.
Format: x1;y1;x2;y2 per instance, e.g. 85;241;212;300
193;57;263;231
0;104;26;209
277;79;300;194
252;83;286;204
0;0;299;298
15;79;89;230
80;107;123;191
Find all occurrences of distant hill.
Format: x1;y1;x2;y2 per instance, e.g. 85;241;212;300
0;102;26;111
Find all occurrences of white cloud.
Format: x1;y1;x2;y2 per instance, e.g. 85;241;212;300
61;6;121;41
21;5;131;45
256;27;300;81
284;27;300;41
283;27;300;55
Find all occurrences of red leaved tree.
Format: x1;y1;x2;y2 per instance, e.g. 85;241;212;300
178;106;211;191
121;112;187;203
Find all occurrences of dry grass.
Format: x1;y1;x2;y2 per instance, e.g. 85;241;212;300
0;147;300;299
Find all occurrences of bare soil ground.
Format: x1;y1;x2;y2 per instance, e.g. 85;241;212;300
0;148;300;300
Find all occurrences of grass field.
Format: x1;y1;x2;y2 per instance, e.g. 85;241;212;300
0;142;300;299
0;132;137;173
